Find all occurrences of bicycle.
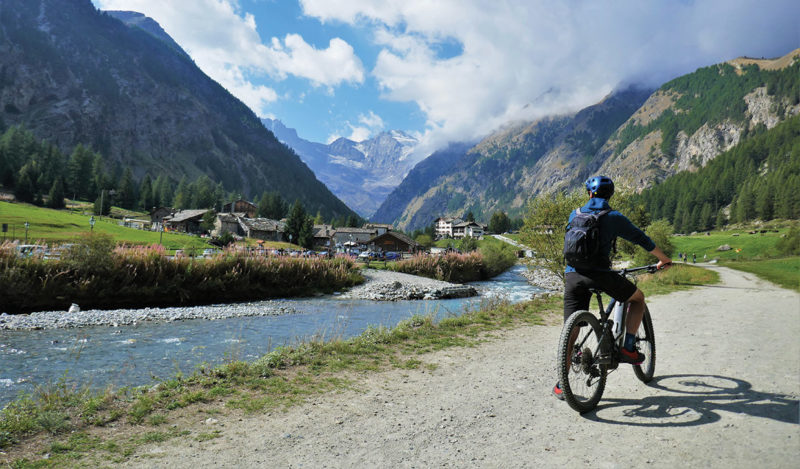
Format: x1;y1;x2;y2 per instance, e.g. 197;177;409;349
557;264;662;413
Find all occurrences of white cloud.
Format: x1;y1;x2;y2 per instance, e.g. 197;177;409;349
347;126;372;142
95;0;364;115
358;111;384;130
344;110;385;141
301;0;800;159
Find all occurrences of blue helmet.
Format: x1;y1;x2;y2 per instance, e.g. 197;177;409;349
585;176;615;199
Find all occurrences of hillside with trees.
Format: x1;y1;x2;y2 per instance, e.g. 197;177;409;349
0;0;355;220
634;115;800;233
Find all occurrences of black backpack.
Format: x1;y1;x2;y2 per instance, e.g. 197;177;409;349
563;208;611;270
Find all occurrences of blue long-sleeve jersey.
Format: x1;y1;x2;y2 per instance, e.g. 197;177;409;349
565;197;655;273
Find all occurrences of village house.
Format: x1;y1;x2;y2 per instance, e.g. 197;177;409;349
238;218;285;241
313;224;335;249
163;209;210;234
452;221;486;239
149;207;175;231
433;217;463;239
368;231;421;254
332;227;378;248
214;213;242;237
222;199;257;218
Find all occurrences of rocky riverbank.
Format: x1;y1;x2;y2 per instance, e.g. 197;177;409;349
519;265;564;292
0;301;299;331
338;269;477;301
0;269;478;330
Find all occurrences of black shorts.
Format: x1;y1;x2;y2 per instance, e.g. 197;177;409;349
563;270;638;321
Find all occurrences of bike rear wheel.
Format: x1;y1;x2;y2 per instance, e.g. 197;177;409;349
633;306;656;383
558;310;606;413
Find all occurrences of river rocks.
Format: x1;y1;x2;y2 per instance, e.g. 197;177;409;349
519;266;563;292
339;269;477;301
0;302;298;331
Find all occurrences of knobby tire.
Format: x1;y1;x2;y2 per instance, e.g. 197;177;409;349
558;310;606;413
633;306;656;383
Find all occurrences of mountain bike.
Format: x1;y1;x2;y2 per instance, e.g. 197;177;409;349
557;264;661;413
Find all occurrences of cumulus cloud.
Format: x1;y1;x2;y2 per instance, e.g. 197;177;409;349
301;0;800;158
95;0;364;115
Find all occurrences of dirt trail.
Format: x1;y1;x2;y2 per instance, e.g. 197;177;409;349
126;266;800;468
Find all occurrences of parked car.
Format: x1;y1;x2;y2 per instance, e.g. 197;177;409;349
202;248;217;258
16;244;45;258
384;251;400;261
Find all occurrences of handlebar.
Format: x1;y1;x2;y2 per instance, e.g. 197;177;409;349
615;262;671;276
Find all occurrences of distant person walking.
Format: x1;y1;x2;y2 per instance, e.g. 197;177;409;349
692;253;696;263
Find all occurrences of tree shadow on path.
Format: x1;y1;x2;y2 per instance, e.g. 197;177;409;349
584;374;799;427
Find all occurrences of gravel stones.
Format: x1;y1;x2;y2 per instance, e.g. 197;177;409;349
519;266;563;292
338;269;477;301
0;301;298;331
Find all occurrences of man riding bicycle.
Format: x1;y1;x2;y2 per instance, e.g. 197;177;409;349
553;176;671;400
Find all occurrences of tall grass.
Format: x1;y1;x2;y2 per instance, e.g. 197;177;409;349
0;236;363;313
389;245;516;283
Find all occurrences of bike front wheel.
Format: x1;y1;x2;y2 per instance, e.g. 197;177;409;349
633;306;656;383
558;310;607;413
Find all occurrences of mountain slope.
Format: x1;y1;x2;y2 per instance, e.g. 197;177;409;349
262;118;417;217
598;48;800;188
0;0;354;219
376;86;652;230
371;142;473;227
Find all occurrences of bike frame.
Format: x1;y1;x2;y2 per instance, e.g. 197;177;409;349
574;264;657;368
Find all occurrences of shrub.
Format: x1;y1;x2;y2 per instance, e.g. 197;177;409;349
389;249;514;283
634;219;675;266
0;243;363;312
776;226;800;256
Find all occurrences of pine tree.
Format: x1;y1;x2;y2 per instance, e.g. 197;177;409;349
286;200;307;244
117;168;136;209
15;163;37;203
714;209;727;228
67;144;94;200
47;177;65;209
172;177;190;209
139;174;154;211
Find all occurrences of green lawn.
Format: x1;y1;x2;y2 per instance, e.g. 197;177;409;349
0;201;211;252
721;257;800;292
671;227;789;261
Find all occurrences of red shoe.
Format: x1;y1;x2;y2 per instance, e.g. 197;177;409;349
552;382;565;400
619;347;645;365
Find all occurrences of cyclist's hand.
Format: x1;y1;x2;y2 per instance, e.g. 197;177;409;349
656;260;672;270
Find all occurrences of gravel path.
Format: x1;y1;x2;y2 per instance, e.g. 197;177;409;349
124;266;798;467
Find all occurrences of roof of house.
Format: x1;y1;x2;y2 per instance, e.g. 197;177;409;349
369;230;420;247
453;221;484;228
239;218;285;232
313;224;334;237
364;223;393;229
333;227;377;235
165;209;209;223
435;217;463;225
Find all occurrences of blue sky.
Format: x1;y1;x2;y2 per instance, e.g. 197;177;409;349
93;0;799;159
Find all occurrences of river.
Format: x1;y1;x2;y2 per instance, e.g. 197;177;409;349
0;265;544;406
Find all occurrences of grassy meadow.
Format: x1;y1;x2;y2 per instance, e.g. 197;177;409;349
0;201;211;252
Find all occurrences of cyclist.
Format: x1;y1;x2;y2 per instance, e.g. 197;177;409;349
553;175;671;400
